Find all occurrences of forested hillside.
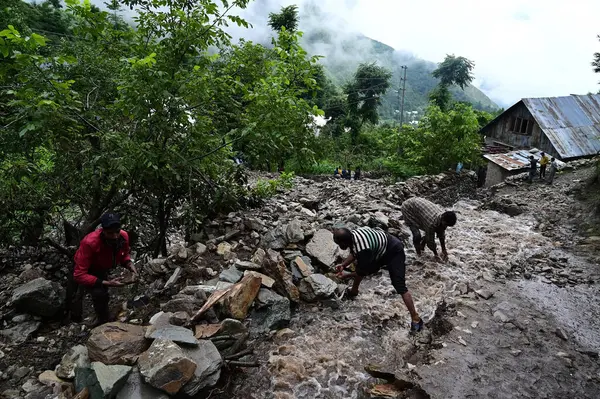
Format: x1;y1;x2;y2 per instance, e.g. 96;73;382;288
297;9;499;120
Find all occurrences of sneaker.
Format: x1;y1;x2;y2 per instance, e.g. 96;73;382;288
410;318;424;333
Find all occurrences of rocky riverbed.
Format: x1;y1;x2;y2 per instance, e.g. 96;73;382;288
1;161;599;399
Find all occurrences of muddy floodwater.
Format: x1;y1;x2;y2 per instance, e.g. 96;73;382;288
223;171;600;399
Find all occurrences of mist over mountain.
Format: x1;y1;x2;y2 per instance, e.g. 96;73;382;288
226;0;500;118
96;0;500;116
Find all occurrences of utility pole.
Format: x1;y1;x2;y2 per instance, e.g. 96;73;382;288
397;65;407;154
399;65;407;128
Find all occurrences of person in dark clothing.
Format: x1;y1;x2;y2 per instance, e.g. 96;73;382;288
333;227;423;332
341;168;348;179
354;167;361;180
68;213;137;325
528;155;537;183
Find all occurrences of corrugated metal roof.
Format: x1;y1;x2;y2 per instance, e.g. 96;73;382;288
522;94;600;159
484;148;565;171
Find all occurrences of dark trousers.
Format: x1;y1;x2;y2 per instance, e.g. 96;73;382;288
407;224;426;254
382;235;408;295
66;270;110;324
540;164;547;178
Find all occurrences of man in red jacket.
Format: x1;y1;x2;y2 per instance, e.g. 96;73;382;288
69;213;138;325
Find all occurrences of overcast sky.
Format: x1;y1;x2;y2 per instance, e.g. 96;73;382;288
106;0;600;107
231;0;600;107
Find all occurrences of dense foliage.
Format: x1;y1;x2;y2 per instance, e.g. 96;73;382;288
0;1;493;252
0;0;321;252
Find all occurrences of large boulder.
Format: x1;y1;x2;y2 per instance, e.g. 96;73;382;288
87;323;149;366
116;369;169;399
56;345;89;380
10;278;64;317
180;341;223;395
250;289;291;334
262;249;300;303
138;339;197;395
305;229;339;267
75;362;132;399
221;275;262;319
299;274;337;302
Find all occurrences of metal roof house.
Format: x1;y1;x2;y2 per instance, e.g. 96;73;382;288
480;94;600;161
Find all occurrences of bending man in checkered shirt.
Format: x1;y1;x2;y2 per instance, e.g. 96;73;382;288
400;197;457;261
333;226;424;332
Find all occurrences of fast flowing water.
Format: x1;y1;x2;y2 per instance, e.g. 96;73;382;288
241;200;555;399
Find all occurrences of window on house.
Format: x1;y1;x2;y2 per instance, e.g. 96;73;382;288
509;117;533;135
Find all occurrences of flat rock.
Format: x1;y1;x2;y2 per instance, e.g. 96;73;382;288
306;229;339;267
138;339;197;395
219;267;243;284
146;325;199;346
299;274;337;301
75;362;132;399
0;321;40;344
180;341;223;395
234;260;262;271
56;345;89;380
475;289;494;300
291;256;314;279
116;369;169;399
243;270;275;288
87;322;149;366
11;278;64;317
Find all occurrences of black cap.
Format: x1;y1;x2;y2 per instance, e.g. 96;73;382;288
100;213;121;229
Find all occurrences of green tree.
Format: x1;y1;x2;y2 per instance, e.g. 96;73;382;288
430;54;475;110
268;5;299;32
0;0;324;252
399;103;482;173
345;62;392;142
432;54;475;89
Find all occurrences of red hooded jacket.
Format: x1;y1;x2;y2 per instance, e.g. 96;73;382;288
73;229;131;287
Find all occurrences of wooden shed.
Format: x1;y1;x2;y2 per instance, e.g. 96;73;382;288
480;94;600;161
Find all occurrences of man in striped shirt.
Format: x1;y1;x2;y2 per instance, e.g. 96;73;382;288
333;226;423;332
400;197;457;261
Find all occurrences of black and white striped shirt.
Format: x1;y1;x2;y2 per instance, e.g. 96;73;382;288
351;227;388;262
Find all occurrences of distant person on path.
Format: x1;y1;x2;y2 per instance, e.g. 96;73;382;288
68;213;138;325
334;166;341;178
333;226;424;332
354;167;361;180
547;157;558;184
400;197;457;262
539;152;549;179
341;168;348;179
528;155;537;183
